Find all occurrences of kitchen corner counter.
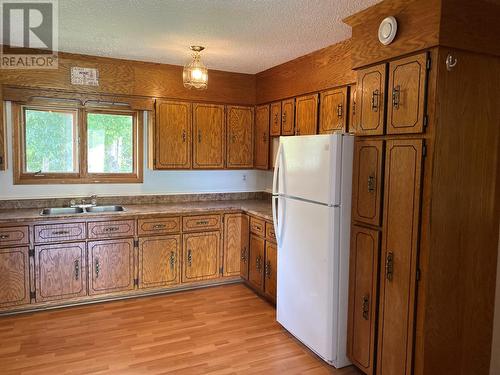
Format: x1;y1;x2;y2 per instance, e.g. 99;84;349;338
0;199;273;224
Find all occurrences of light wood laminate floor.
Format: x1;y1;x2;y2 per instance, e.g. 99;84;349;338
0;283;362;375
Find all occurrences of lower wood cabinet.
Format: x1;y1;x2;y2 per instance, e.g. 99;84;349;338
182;231;220;282
223;213;249;277
0;247;30;308
35;242;87;302
263;241;277;302
88;239;135;296
138;235;180;289
248;233;265;289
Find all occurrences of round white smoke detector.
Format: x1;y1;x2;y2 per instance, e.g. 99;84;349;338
378;16;398;45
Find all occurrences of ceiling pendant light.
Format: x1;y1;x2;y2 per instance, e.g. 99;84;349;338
183;46;208;90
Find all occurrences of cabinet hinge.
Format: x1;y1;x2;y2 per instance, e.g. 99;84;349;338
28;248;35;257
30;291;36;299
426;57;431;70
134;278;139;287
423;114;428;127
134;239;139;248
416;268;422;281
422;143;427;158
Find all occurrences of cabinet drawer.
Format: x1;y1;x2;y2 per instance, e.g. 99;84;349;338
138;217;180;236
250;217;265;237
34;223;86;243
182;215;221;232
265;222;276;243
88;220;135;239
0;226;29;247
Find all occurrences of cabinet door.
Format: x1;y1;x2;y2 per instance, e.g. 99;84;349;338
264;241;277;302
295;94;318;135
387;53;428;134
88;239;135;296
270;102;282;136
248;233;265;290
347;226;380;374
319;87;347;133
223;213;249;277
352;140;384;226
377;139;423;375
35;242;87;302
193;103;225;169
182;231;220;282
155;100;192;169
349;84;357;133
138;235;180;289
0;247;30;308
356;64;386;135
281;99;295;135
226;105;254;168
254;105;270;170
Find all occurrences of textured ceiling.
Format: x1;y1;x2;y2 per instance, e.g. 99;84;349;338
58;0;380;74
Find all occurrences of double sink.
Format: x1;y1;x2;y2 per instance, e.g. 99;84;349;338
40;205;125;216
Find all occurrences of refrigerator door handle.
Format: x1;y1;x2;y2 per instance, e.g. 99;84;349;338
272;142;282;195
272;195;280;245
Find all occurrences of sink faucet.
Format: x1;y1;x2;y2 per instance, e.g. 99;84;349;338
70;195;98;208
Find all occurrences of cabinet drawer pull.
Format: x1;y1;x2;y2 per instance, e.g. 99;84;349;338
169;251;176;270
52;230;70;236
265;261;272;279
187;249;192;267
274;113;279;125
368;174;376;193
196;220;209;225
182;129;186;142
241;246;247;262
362;295;370;320
282;112;287;123
337;104;343;118
392;85;401;109
74;259;80;281
152;224;166;230
256;255;262;273
254;225;262;231
385;251;394;281
352;99;356;116
198;129;202;143
103;226;120;232
95;258;100;278
371;89;380;112
0;234;10;239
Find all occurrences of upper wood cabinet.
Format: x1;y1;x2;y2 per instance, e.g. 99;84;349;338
387;53;428;134
0;247;30;308
223;213;249;277
254;104;270;170
263;241;277;302
193;103;225;169
352;140;384;227
182;231;220;282
319;87;348;133
154;100;192;169
270;102;282;136
281;98;295;135
226;105;254;169
356;64;386;135
347;225;380;375
138;235;180;289
88;239;135;296
349;84;357;133
35;242;87;302
295;94;318;135
248;233;265;290
377;139;423;375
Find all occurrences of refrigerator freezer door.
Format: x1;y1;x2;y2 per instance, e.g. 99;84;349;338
276;134;343;205
276;196;347;366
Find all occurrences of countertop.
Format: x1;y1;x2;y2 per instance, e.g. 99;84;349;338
0;199;273;224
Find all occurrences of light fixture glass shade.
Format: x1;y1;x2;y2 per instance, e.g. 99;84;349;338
183;46;208;90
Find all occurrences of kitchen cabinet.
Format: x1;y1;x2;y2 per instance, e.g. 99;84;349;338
154;100;192;169
356;64;386;135
263;241;277;302
295;93;318;135
349;84;357;133
88;239;135;296
352;140;384;227
347;226;380;375
254;104;270;170
319;87;347;133
248;233;265;289
226;105;254;168
387;53;428;134
0;247;30;308
223;213;249;277
193;103;225;169
182;231;220;282
138;235;180;289
270;101;282;136
281;98;295;135
35;242;87;302
377;139;423;375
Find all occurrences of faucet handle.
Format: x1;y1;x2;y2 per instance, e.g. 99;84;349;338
90;195;97;206
70;199;77;207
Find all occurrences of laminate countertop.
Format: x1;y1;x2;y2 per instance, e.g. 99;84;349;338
0;199;273;224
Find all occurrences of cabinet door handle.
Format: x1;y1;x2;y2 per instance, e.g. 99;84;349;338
352;99;356;116
392;85;401;109
371;89;380;112
385;251;394;281
256;255;262;273
0;234;10;239
74;259;80;281
265;261;272;279
231;134;236;143
337;104;343;118
169;251;176;270
282;112;287;123
95;258;100;278
198;129;202;143
241;246;247;262
187;249;192;267
274;113;279;125
152;224;166;230
196;220;209;225
362;295;370;320
182;129;187;142
368;174;376;193
52;230;70;236
103;226;119;232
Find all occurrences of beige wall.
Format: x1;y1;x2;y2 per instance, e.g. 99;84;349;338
491;232;500;375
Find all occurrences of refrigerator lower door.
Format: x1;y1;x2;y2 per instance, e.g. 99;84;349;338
276;196;348;367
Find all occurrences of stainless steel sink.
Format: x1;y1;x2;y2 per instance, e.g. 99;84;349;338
40;207;85;216
85;205;125;213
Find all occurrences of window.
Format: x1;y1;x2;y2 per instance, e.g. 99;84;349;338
14;104;143;184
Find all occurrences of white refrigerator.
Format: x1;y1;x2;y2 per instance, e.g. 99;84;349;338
272;133;353;368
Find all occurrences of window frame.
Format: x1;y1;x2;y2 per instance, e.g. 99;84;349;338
13;102;143;185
